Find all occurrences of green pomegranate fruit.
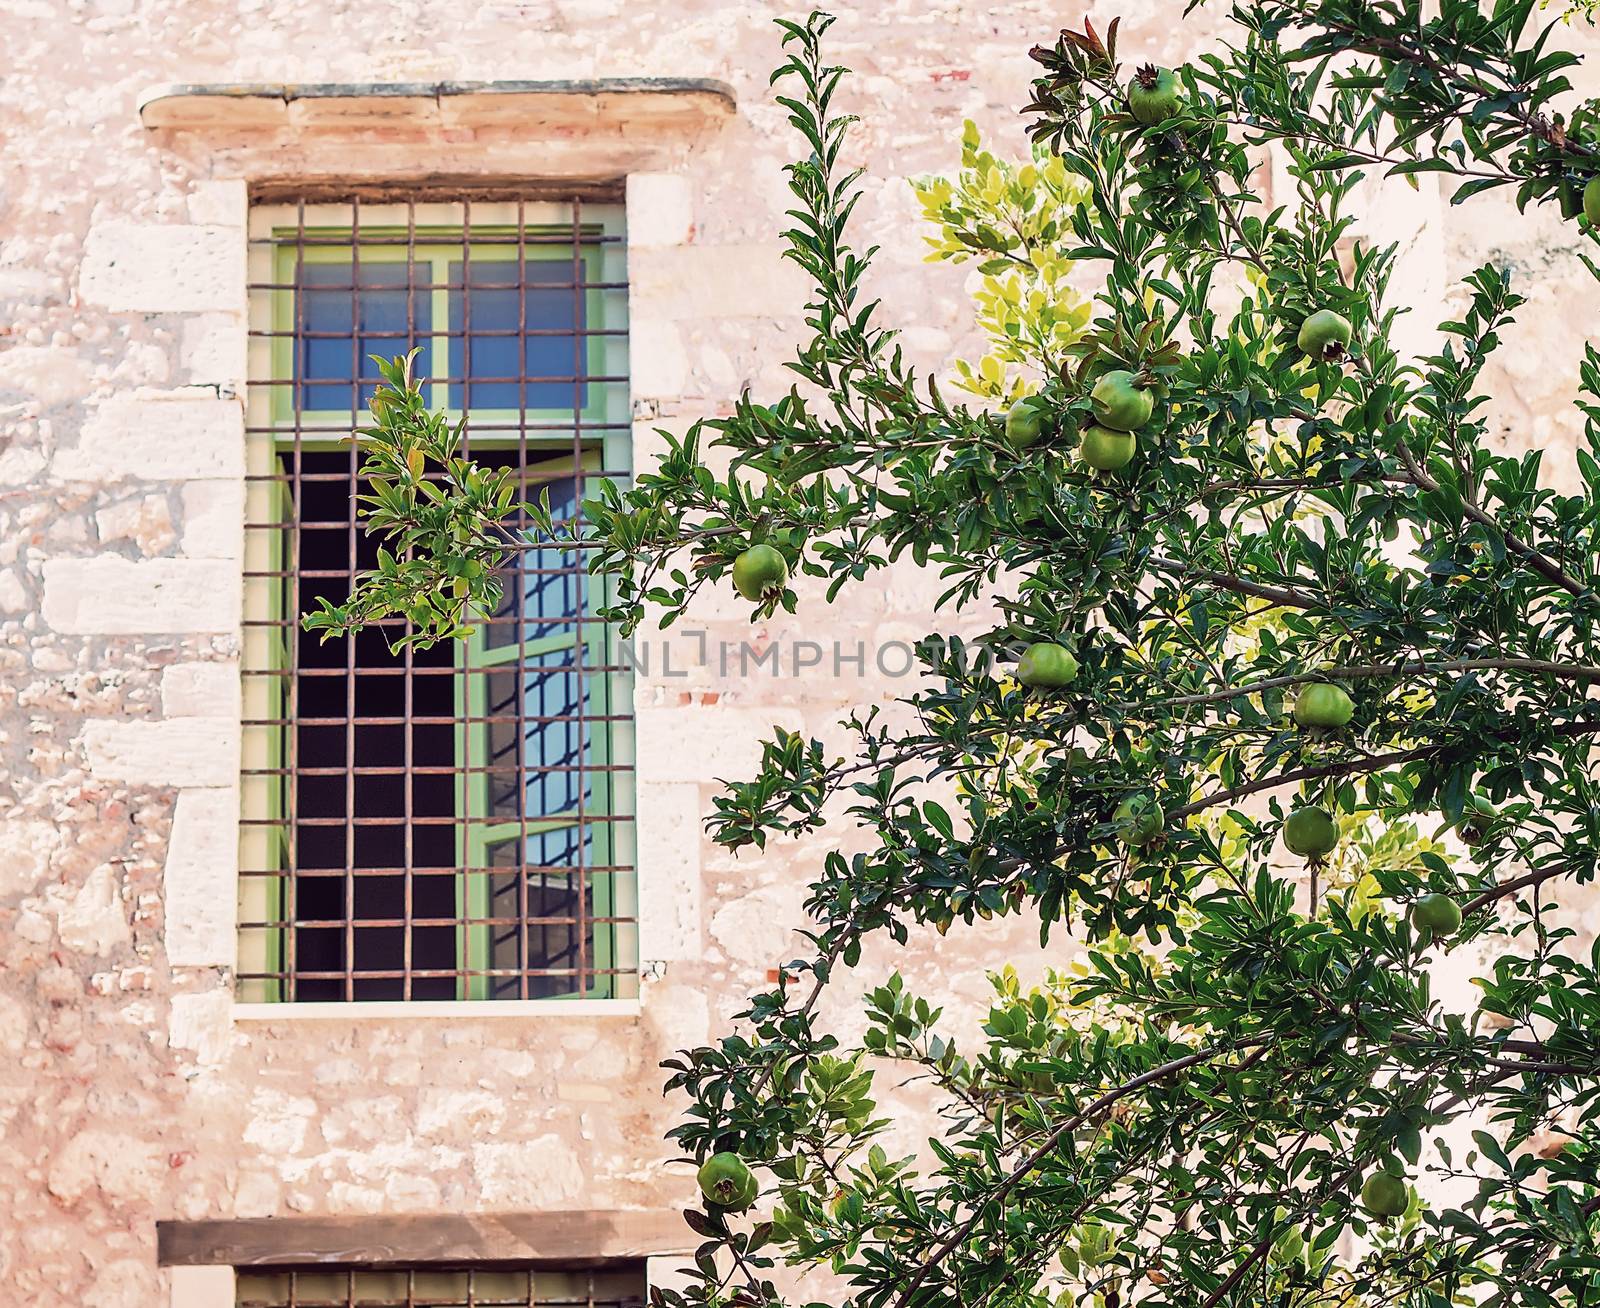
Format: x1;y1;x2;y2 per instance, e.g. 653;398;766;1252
1360;1171;1409;1219
1283;806;1339;859
1296;309;1353;361
1089;370;1154;432
1126;64;1181;125
1079;424;1137;472
1293;682;1355;730
1410;892;1462;941
1113;793;1164;847
697;1152;759;1211
731;544;789;603
1585;176;1600;226
1016;641;1079;689
1457;794;1498;845
1004;398;1050;449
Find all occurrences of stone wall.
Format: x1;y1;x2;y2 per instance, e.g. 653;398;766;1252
2;2;1598;1306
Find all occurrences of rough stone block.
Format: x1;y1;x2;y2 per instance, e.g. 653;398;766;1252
46;1127;164;1204
0;819;59;898
169;1266;236;1308
0;345;93;409
629;245;810;321
81;718;240;789
708;882;807;966
626;173;694;248
180;312;248;390
629;320;689;399
163;788;239;968
642;981;710;1054
187;180;247;228
54;864;130;957
42;557;239;634
161;663;240;719
96;494;177;554
471;1135;583;1206
416;1089;507;1139
241;1089;318;1154
0;989;30;1056
0;570;26;614
634;704;805;784
636;781;703;962
89;1257;160;1308
180;479;245;560
79;223;245;314
169;989;234;1067
55;392;245;482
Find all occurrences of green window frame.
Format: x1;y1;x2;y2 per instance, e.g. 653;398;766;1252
239;195;637;1004
267;226;618;434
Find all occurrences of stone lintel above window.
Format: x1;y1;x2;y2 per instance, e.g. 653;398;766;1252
136;79;738;182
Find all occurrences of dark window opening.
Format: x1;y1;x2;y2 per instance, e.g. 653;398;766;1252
279;449;613;1002
291;450;457;1000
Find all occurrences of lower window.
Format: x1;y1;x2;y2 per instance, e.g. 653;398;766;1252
237;1266;644;1308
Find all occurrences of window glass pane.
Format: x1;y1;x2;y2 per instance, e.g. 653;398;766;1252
298;260;431;412
487;471;582;650
448;258;586;411
486;839;524;999
484;667;521;822
524;645;586;825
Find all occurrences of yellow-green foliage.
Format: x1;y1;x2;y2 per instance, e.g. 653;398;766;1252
912;120;1095;401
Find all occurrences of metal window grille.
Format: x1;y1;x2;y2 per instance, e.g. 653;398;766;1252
236;1265;644;1308
239;187;637;1003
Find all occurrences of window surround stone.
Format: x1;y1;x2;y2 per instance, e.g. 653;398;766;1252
125;81;733;1031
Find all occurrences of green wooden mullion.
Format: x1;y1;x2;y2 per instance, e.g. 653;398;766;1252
479;814;581;841
454;623;492;999
469;629;576;668
264;471;290;1002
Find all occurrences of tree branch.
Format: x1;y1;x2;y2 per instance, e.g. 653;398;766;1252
1394;435;1589;599
1147;554;1320;609
1166;745;1434;822
1461;862;1591;917
890;1040;1265;1308
1158;658;1600;711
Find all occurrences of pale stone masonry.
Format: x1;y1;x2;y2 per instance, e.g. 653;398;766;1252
2;3;1599;1306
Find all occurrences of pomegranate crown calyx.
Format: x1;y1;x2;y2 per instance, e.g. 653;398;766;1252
1135;63;1162;89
